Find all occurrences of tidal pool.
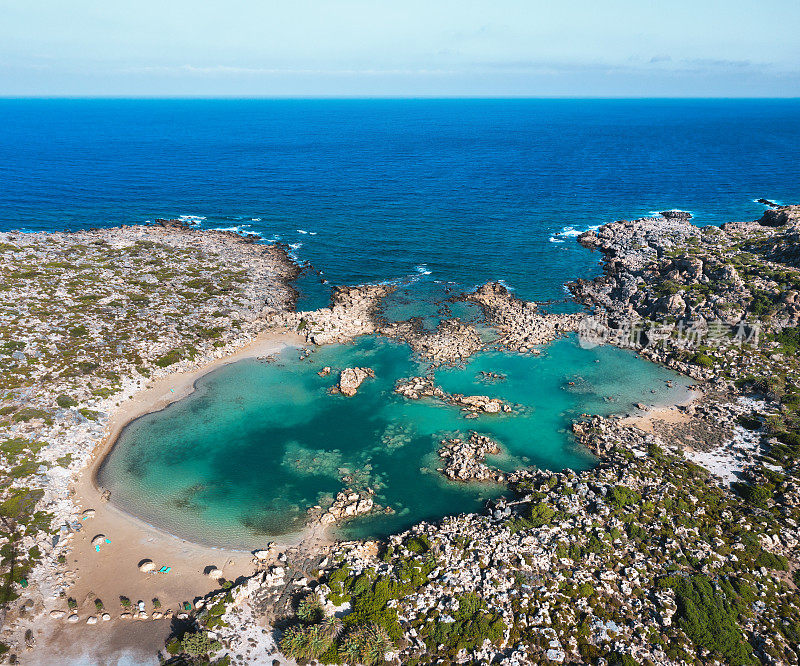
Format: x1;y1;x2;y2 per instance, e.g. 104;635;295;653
98;334;692;547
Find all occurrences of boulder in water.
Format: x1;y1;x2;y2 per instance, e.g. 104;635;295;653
338;367;375;396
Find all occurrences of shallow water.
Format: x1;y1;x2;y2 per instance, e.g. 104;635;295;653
98;334;691;547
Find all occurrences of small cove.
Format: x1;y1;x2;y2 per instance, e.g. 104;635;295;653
97;334;692;548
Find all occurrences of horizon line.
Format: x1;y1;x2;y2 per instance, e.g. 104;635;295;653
1;94;800;101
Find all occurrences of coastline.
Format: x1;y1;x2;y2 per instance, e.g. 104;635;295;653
66;330;309;599
16;329;316;664
6;205;800;664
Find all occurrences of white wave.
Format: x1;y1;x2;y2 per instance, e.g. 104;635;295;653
557;225;582;238
289;242;303;250
297;229;309;235
548;223;599;244
415;264;432;275
647;209;693;218
211;225;245;233
496;279;515;291
178;215;206;225
251;217;262;221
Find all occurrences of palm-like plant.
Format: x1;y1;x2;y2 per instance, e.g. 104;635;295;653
339;623;393;665
362;625;392;665
281;624;334;660
280;626;311;660
321;614;344;640
297;593;324;624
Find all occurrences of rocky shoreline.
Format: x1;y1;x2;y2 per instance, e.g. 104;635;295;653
252;205;800;666
3;206;800;665
437;432;505;483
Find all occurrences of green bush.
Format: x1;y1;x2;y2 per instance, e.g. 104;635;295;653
280;623;335;661
608;652;639;666
608;485;641;509
423;592;505;656
339;623;392;665
732;482;771;508
154;348;183;367
753;551;788;571
749;292;775;316
56;395;78;408
181;631;221;657
670;574;755;665
405;534;430;554
296;593;323;624
691;352;714;369
69;325;88;337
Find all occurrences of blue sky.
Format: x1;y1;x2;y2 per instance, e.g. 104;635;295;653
2;0;799;97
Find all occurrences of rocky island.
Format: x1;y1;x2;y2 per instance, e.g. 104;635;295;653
2;206;800;666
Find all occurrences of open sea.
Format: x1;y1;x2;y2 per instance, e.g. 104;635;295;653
2;98;799;304
5;98;800;544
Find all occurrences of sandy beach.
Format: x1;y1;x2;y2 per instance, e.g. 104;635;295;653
21;329;307;663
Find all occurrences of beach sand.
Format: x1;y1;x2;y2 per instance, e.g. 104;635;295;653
24;330;307;664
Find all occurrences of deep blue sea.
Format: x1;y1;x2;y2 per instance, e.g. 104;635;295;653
2;99;799;305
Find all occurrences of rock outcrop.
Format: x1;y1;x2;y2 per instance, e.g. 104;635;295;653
394;376;512;414
336;367;375;396
438;433;504;482
462;282;583;353
318;489;377;525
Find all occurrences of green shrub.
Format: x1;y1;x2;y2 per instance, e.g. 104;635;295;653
296;593;323;624
56;395;77;408
732;482;771;508
691;352;714;369
154;348;183;367
423;592;505;656
69;325;88;337
608;652;640;666
338;623;392;665
753;551;788;571
749;292;775;316
181;631;221;657
670;574;755;665
405;534;430;554
772;326;800;354
655;280;682;296
280;624;335;661
608;485;641;509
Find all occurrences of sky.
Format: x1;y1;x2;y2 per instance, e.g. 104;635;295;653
1;0;799;97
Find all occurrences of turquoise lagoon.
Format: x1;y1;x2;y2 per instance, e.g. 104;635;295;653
97;335;692;548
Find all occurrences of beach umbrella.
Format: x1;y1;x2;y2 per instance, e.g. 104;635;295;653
138;559;155;573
